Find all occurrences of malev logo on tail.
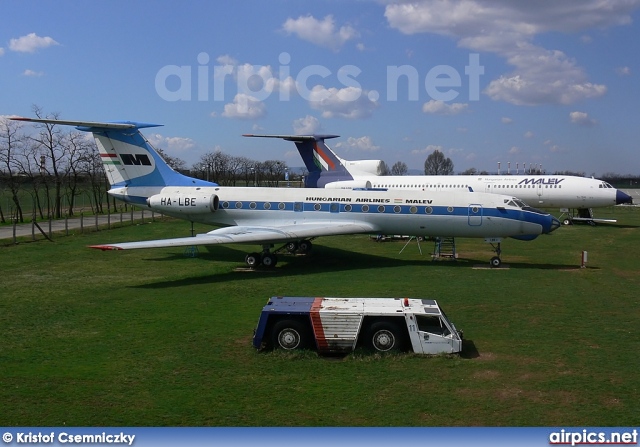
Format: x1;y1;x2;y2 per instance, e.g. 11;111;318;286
95;136;156;181
116;149;155;179
120;153;152;166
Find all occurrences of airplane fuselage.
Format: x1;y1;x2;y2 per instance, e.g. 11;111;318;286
326;175;627;209
110;185;559;240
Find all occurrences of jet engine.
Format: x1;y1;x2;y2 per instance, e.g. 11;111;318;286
147;193;219;214
343;159;385;176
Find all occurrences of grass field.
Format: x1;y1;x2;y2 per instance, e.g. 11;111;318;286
1;205;639;426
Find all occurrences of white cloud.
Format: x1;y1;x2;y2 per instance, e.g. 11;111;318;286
23;69;43;77
222;94;267;119
216;54;238;66
384;1;636;105
335;136;380;152
616;66;631;76
483;45;607;105
569;111;597;127
282;15;359;51
509;146;521;154
213;56;298;100
501;117;513;124
9;33;59;53
412;144;443;155
308;85;378;119
0;47;4;56
422;100;468;115
293;115;321;134
524;131;534;139
147;133;196;155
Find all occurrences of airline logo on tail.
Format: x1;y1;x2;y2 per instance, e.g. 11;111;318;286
93;130;158;185
100;153;152;166
313;142;336;172
12;117;216;191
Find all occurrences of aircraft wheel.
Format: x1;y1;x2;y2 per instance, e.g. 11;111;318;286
563;219;572;226
245;252;262;268
490;256;502;268
272;320;309;350
298;239;313;254
367;322;405;352
285;241;298;253
261;253;278;268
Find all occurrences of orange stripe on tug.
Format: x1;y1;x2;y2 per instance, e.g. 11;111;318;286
310;297;327;350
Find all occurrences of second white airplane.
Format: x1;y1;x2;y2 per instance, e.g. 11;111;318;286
244;134;633;224
14;117;560;268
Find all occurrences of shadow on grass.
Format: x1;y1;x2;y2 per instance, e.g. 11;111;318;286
130;241;592;289
460;339;480;359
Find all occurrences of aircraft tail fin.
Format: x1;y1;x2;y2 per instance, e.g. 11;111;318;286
12;117;216;190
243;134;351;187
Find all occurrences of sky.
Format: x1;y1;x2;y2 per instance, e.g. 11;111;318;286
2;0;640;176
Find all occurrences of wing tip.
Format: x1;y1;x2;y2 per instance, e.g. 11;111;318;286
89;245;123;251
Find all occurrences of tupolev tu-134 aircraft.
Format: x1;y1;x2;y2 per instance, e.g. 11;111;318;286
244;134;633;225
13;117;560;268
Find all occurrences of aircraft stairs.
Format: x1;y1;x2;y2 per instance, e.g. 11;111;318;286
577;208;594;219
432;237;457;261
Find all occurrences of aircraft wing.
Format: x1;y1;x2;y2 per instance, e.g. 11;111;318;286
90;221;377;250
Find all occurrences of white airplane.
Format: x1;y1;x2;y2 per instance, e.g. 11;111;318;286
244;134;633;225
13;117;560;268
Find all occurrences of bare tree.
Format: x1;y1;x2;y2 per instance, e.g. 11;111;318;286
390;161;408;176
0;118;26;222
31;106;67;218
379;161;390;176
226;155;246;186
261;160;287;186
424;150;454;175
62;131;95;216
155;147;187;172
204;150;231;184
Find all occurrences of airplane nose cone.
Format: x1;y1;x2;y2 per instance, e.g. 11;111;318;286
547;216;562;234
616;189;633;205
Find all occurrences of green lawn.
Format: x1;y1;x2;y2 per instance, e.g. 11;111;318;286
1;206;639;426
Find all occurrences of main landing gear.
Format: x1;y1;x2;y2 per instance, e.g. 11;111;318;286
244;239;314;268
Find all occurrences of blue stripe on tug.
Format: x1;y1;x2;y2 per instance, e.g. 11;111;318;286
252;297;315;348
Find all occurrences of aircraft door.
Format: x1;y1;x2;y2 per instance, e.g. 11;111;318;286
468;204;482;226
537;184;543;200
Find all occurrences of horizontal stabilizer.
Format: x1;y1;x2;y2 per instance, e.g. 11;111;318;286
243;134;340;142
11;117;162;131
